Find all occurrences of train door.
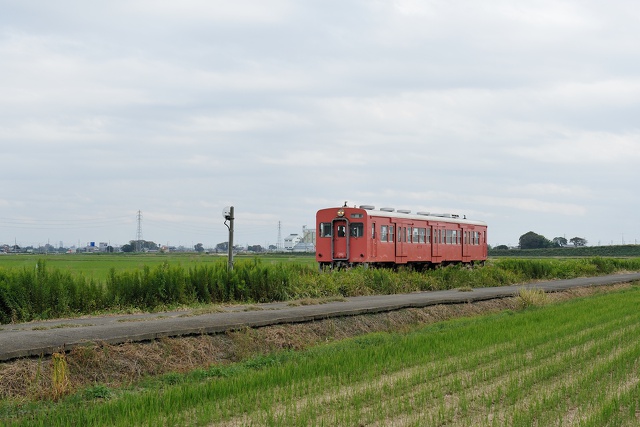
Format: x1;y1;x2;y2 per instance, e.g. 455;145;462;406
394;222;407;262
370;222;377;259
462;228;470;260
482;230;488;258
432;226;442;261
332;218;349;261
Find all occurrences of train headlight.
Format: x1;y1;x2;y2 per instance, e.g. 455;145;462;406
337;208;345;217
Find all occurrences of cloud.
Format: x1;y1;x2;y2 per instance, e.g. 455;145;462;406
126;0;295;24
508;130;640;164
1;1;639;248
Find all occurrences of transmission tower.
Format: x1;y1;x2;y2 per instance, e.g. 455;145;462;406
277;221;282;251
136;210;143;252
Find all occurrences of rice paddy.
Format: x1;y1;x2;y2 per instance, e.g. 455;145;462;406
3;284;639;426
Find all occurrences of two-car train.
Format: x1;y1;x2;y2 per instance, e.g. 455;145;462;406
315;204;487;269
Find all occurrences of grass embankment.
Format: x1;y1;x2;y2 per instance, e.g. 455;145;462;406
2;257;640;323
2;284;639;426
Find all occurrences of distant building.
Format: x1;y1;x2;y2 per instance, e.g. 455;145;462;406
301;226;316;245
293;242;315;252
283;234;303;251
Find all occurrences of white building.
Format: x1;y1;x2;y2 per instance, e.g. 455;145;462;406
283;234;303;251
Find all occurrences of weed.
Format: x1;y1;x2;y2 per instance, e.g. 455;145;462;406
83;384;112;400
518;287;548;308
51;352;70;400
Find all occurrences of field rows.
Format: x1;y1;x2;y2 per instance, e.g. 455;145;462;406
201;310;640;426
7;285;640;426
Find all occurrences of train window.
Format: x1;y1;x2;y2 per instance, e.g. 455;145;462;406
381;225;388;242
350;223;364;237
412;227;418;243
337;225;346;237
426;228;431;244
452;230;458;245
389;226;394;242
320;223;332;237
371;223;376;239
418;228;426;243
351;213;363;218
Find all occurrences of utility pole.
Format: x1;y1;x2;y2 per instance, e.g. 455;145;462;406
223;206;234;272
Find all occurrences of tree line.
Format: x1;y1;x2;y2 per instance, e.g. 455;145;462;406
494;231;587;250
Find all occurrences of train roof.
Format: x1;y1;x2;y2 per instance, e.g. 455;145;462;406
319;206;487;227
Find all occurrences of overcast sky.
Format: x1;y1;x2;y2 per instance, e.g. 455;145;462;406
1;0;639;249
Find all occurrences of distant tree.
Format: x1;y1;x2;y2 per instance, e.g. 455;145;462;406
130;240;158;252
569;237;587;247
519;231;552;249
552;237;568;247
194;243;204;253
494;245;509;250
247;245;264;253
215;242;229;253
121;243;134;252
143;241;158;251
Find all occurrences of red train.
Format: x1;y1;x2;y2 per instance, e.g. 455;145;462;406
316;204;487;269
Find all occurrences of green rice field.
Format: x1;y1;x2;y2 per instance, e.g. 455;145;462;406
3;284;640;426
0;253;317;281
